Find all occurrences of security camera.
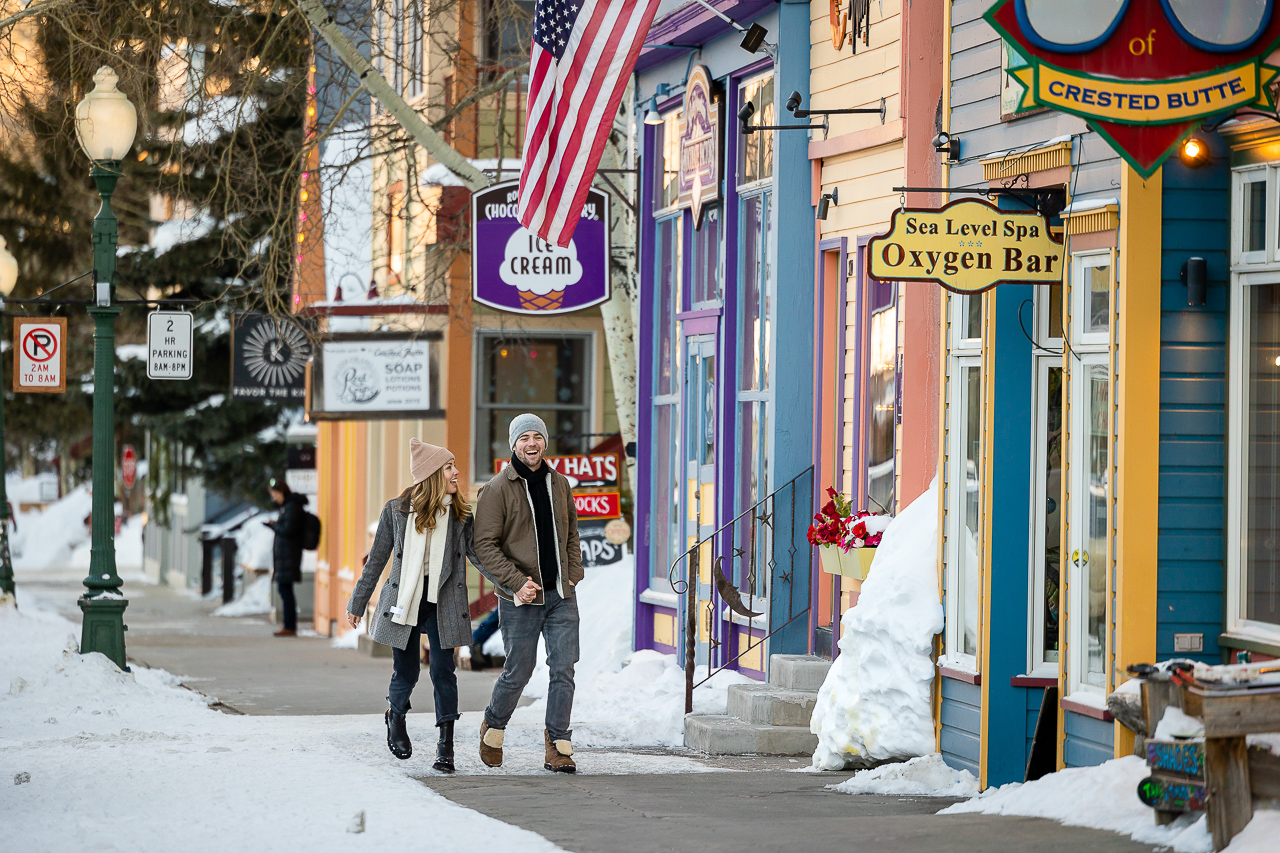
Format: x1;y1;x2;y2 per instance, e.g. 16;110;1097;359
786;91;802;113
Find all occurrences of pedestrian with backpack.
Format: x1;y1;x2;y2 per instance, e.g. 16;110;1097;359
345;439;481;772
266;477;310;637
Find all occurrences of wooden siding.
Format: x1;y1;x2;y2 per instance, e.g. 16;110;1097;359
1158;144;1230;663
809;0;902;137
940;675;982;776
946;0;1120;199
1063;710;1114;768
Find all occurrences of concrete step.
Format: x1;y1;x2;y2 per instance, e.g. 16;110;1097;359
684;713;818;756
768;654;831;692
727;683;819;727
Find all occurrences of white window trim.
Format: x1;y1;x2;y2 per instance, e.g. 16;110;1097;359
1027;357;1061;678
943;353;981;673
1065;351;1110;700
1071;251;1113;348
1227;161;1280;642
950;293;982;352
737;69;776;194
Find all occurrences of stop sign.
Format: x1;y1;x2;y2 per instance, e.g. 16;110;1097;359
121;445;137;490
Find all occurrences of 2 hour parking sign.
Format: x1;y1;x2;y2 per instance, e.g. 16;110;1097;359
13;317;66;393
147;311;194;380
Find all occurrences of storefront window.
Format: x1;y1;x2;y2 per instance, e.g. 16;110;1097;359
655;110;684;212
738;73;774;186
1031;286;1064;674
951;361;982;661
1078;362;1110;690
1244;283;1280;626
1073;253;1111;344
865;280;897;513
475;334;591;476
737;191;772;521
651;403;679;583
690;206;722;307
656;215;683;396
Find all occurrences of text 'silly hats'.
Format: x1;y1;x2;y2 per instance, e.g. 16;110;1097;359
410;438;454;485
508;413;549;452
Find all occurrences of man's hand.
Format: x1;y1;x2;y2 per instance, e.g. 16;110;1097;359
347;612;361;629
516;578;541;604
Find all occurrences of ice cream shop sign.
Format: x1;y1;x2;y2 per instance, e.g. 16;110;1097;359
472;180;610;315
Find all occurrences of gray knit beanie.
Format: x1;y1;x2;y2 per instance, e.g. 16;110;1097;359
508;413;549;451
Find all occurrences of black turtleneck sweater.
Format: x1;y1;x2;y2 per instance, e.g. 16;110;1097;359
511;455;559;592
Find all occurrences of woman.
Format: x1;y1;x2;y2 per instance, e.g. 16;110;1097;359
265;477;308;637
345;439;481;772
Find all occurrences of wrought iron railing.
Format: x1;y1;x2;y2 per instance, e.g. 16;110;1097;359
669;466;814;713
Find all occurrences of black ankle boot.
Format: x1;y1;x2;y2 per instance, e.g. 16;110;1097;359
433;721;455;773
385;709;412;760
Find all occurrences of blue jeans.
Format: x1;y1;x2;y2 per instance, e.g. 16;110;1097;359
387;601;459;725
472;608;500;645
483;586;579;741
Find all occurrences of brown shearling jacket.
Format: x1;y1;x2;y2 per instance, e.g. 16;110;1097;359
472;462;583;605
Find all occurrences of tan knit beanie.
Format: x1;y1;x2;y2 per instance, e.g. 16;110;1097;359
409;438;454;485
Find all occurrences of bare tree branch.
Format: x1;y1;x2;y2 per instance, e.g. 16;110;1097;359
0;0;68;34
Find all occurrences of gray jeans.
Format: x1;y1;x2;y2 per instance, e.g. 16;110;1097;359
483;585;580;741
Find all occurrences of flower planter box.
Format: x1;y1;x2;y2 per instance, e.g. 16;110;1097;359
818;545;876;580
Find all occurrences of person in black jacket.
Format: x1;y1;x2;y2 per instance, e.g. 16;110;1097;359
266;477;308;637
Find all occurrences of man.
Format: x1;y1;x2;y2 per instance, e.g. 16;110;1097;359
473;413;583;772
265;477;307;637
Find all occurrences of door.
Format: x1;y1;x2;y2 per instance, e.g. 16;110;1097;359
684;335;717;666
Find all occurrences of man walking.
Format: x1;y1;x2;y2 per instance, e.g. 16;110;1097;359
473;414;583;772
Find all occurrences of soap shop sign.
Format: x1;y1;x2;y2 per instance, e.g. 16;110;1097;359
868;198;1064;294
985;0;1280;177
472;180;610;315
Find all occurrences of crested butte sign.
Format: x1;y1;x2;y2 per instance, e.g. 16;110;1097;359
678;65;720;228
868;199;1064;294
986;0;1280;177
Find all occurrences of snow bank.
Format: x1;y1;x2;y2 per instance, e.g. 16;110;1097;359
940;756;1212;852
829;754;979;798
11;486;92;571
810;479;944;770
212;573;273;617
236;515;275;571
1154;705;1205;739
508;552;751;747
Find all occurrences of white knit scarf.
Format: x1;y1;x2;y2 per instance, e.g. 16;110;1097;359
391;495;450;626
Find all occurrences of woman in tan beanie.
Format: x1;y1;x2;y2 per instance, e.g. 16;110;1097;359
345;438;483;772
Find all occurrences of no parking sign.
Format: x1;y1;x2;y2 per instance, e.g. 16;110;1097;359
13;317;66;393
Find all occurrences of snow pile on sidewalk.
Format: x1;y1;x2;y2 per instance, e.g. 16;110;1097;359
829;754;979;798
10;485;92;571
809;480;944;770
212;572;273;617
940;756;1214;852
236;514;276;571
68;513;145;574
510;552;751;748
0;593;565;852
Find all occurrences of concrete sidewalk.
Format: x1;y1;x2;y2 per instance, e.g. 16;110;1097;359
18;577;508;716
421;771;1157;853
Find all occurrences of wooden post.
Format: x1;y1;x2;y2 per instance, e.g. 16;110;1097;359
1205;736;1252;851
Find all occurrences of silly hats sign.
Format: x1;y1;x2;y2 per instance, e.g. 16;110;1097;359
986;0;1280;176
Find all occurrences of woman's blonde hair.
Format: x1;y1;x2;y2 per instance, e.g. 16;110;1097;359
402;465;472;534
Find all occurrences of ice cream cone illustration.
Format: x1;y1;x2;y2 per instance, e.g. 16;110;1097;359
501;228;583;313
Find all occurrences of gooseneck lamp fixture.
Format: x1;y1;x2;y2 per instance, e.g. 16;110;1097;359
816;187;839;221
643;95;665;126
0;236;15;604
75;65;138;669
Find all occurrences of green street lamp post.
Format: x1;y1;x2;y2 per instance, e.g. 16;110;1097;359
75;66;137;669
0;236;18;606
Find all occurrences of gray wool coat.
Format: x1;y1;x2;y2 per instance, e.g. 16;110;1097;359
346;495;485;651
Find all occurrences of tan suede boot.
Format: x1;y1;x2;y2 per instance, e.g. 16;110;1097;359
479;721;504;768
544;730;576;773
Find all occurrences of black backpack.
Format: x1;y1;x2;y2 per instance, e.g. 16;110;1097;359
301;511;322;550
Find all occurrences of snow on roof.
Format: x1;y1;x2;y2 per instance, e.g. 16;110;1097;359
1061;196;1119;215
420;158;522;187
200;505;261;540
151;215;218;256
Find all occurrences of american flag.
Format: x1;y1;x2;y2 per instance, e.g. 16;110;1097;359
518;0;661;248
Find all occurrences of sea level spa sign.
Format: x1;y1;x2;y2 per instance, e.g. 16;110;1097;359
472;180;610;315
867;198;1064;294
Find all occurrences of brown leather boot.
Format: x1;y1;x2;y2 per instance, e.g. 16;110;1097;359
479;721;504;768
544;730;576;773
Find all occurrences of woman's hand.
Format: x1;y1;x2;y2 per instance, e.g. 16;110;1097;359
347;612;361;629
517;578;541;604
